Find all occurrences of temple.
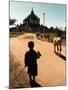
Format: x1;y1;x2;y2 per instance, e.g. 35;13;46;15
23;8;40;32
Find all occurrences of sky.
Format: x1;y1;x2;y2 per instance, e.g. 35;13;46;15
10;1;66;30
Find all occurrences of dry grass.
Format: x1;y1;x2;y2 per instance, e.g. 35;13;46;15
9;32;24;37
9;54;30;89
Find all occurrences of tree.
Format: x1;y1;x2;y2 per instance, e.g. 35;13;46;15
9;19;16;25
49;26;55;33
54;27;63;37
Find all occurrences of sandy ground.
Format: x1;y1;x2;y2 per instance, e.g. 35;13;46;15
9;33;66;88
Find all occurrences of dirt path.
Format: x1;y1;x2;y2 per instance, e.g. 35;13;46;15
10;33;66;88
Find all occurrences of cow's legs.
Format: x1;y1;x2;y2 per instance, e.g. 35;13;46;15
54;44;56;53
60;43;62;54
57;45;59;53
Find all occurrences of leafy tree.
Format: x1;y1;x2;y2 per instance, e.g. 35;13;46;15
9;19;16;25
49;26;55;33
54;27;63;37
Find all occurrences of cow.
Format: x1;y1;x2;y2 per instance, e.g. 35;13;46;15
53;37;62;54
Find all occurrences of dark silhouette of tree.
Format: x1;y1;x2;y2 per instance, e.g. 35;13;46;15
49;26;55;33
16;24;20;32
9;19;16;25
54;27;63;37
19;24;23;32
15;24;24;32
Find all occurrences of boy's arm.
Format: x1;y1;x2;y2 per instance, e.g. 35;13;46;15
36;51;41;59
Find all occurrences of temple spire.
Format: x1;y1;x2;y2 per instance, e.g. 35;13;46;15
31;7;34;14
32;7;33;11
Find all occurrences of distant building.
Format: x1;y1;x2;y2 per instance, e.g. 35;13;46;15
23;8;40;32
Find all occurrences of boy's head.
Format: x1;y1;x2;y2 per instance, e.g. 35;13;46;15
28;41;34;49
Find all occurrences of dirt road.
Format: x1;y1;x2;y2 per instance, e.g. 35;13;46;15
10;33;66;88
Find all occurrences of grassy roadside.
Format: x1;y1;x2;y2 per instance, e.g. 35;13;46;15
9;54;30;89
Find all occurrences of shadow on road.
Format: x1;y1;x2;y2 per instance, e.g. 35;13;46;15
29;80;41;87
10;80;41;89
55;52;66;61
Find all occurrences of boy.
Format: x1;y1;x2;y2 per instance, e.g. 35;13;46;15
24;41;41;81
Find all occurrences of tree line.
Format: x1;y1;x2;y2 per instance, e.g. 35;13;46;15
9;19;66;39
